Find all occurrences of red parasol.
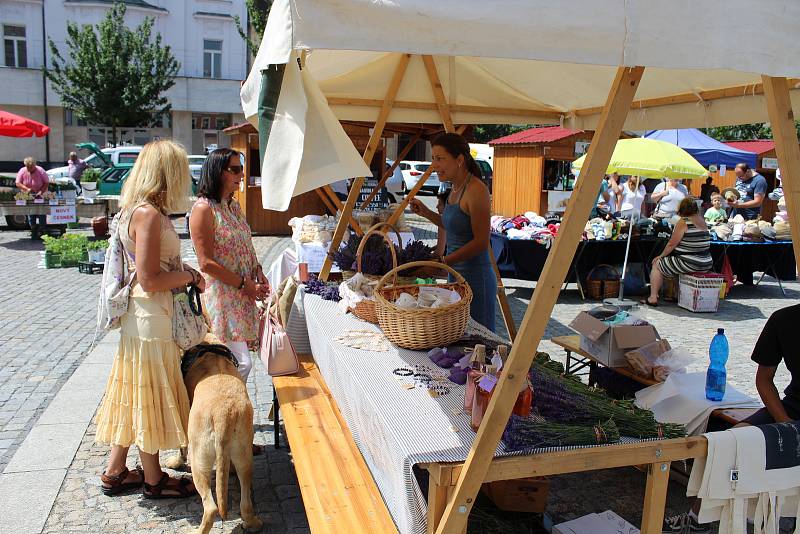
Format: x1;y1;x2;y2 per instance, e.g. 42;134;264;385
0;110;51;137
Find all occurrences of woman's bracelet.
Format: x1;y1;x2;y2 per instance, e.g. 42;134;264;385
237;275;246;290
187;270;196;285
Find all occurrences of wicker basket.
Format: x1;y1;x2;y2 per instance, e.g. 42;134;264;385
348;223;402;323
586;264;620;300
342;222;415;286
375;261;473;350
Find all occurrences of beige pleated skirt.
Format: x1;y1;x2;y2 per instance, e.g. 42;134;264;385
95;287;190;454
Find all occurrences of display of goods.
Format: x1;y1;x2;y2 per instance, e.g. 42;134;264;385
678;273;724;313
375;261;472;350
304;275;341;302
353;210;376;233
529;353;686;439
502;416;619;452
333;228;435;277
14;191;33;201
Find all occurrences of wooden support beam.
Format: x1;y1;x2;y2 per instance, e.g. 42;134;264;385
315;187;337;215
387;165;434;228
574;78;800;117
326;97;564;121
319;53;411;280
641;462;671;534
490;255;517;341
762;75;800;271
359;132;421;210
435;66;645;534
422;55;455;133
322;185;364;237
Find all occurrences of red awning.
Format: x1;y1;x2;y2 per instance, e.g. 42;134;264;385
0;110;51;138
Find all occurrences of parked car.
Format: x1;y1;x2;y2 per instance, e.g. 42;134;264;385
399;161;440;193
384;159;406;202
188;155;207;186
46;143;142;181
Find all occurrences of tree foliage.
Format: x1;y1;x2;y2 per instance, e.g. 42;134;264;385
701;122;800;142
471;124;539;143
234;0;272;55
46;2;179;146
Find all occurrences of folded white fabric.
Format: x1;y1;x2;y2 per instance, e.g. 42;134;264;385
635;372;762;435
688;424;800;534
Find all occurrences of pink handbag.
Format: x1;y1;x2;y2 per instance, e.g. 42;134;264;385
259;300;299;377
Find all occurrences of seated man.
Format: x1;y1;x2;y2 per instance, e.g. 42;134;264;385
664;304;799;533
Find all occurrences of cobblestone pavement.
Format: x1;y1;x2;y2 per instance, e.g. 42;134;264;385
6;210;799;533
0;218;289;474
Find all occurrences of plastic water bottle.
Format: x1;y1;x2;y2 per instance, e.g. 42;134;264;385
705;328;729;401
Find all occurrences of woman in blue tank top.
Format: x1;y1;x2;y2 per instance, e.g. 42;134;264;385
410;133;497;331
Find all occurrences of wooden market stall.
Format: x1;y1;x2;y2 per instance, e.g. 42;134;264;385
240;2;800;533
488;126;627;217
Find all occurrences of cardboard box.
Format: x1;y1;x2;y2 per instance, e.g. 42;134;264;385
481;477;549;513
553;510;639;534
569;312;659;368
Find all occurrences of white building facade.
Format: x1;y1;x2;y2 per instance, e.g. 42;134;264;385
0;0;249;164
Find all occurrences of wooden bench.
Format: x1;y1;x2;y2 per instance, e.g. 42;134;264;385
550;335;760;426
271;353;398;534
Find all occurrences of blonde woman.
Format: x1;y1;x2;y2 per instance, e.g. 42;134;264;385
95;140;203;499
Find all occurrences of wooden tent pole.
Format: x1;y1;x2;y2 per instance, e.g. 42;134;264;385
321;185;364;236
434;66;645;534
762;75;800;270
359;132;421;210
315;188;337;215
422;55;455;132
319;53;411;281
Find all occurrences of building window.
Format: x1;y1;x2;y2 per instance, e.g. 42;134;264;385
201;117;211;129
3;25;27;68
203;39;222;78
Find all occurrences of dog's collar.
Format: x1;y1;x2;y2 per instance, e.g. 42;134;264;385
181;343;240;378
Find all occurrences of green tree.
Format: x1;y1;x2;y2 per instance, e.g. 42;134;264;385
234;0;272;55
472;124;539;143
46;2;179;146
701;122;800;142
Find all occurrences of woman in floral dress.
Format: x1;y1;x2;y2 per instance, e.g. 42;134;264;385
190;148;269;384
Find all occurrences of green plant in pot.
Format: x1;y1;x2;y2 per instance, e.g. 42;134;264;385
86;239;108;263
42;234;89;268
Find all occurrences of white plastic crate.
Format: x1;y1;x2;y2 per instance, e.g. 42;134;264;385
678;274;724;313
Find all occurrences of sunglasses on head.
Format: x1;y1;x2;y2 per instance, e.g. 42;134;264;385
224;165;243;174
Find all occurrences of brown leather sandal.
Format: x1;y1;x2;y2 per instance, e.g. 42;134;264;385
142;472;197;500
100;466;144;496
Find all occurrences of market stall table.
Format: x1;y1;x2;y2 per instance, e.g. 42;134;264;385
550;335;759;428
491;232;796;294
282;292;708;534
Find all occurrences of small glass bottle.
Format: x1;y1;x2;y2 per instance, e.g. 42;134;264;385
464;345;486;413
497;345;509;365
513;377;533;418
471;364;497;432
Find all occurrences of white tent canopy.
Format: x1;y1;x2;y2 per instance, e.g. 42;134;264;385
242;0;800;131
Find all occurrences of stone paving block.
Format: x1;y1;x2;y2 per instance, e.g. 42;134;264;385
0;469;67;534
4;422;86;473
61;363;113;391
36;387;104;425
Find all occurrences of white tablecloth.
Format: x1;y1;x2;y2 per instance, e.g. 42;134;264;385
296;292;647;534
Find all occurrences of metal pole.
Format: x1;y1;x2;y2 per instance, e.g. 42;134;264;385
41;0;51;164
617;174;641;301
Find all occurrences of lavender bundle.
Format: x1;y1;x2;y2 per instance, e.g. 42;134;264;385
502;416;619;452
529;353;686;439
331;232;436;276
304;276;342;302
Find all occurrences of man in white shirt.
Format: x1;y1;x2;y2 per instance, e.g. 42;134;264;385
651;178;689;219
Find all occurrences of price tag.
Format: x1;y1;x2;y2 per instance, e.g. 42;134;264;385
15;200;26;206
49;199;59;206
66;198;76;205
47;205;77;224
33;198;45;204
477;374;498;393
82;197;94;204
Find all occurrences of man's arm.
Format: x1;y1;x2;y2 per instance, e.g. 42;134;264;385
755;365;793;423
